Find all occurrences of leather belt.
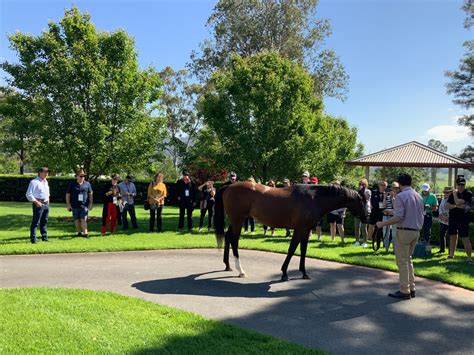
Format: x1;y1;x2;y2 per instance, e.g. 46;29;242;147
36;199;49;204
397;227;418;231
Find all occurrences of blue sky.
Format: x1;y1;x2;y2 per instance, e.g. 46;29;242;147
1;0;472;155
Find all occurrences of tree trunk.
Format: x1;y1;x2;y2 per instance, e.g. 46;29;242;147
19;148;25;175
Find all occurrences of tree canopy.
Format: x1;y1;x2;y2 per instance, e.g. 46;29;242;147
1;7;164;178
199;51;358;182
190;0;348;100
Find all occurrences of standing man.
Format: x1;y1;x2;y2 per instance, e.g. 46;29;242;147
66;169;93;238
119;175;138;230
25;167;50;244
176;170;197;232
420;183;438;244
446;176;472;263
377;173;423;300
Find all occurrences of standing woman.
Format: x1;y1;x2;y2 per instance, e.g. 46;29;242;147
101;174;121;235
382;181;400;252
263;180;276;236
148;173;167;233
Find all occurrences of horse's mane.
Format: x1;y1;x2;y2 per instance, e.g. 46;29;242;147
293;184;361;201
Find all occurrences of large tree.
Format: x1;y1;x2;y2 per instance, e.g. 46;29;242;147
158;67;203;171
1;7;163;178
446;0;473;137
199;51;358;182
190;0;348;100
0;88;37;174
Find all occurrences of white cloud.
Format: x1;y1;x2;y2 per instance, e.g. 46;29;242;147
426;125;470;142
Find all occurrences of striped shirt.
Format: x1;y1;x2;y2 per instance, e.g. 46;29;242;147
393;186;424;230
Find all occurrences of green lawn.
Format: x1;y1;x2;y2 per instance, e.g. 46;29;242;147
1;202;473;290
0;288;320;354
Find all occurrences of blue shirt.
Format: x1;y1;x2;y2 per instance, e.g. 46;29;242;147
67;181;93;208
26;177;50;203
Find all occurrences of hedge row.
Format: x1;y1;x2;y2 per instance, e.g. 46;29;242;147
1;175;472;241
0;175;222;206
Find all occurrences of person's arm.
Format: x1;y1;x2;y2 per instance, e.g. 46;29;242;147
88;186;93;209
382;192;387;209
66;193;71;211
432;195;439;212
26;180;42;207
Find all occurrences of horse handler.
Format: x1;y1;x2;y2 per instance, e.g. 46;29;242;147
376;173;423;300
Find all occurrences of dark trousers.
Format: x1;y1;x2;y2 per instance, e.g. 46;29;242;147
149;205;163;232
122;203;138;229
439;223;449;251
422;214;433;243
199;204;214;230
30;203;49;242
244;217;255;232
178;201;194;230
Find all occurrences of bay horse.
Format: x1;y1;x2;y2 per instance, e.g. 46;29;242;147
214;182;368;281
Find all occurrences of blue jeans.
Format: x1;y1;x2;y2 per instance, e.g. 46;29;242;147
422;214;433;243
122;203;138;229
30;203;49;242
439;223;449;251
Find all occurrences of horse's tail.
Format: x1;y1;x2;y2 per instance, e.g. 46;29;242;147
214;184;229;249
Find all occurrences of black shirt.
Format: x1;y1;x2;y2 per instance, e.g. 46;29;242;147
447;189;472;219
104;183;121;204
66;181;92;208
176;179;197;202
370;189;385;214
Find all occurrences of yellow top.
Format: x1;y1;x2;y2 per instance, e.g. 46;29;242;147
147;182;167;206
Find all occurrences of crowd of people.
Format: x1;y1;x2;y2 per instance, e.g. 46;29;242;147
25;167;472;267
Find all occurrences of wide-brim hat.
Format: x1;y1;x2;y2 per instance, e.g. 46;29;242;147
443;186;453;193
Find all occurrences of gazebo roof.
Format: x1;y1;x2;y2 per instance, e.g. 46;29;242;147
346;141;474;168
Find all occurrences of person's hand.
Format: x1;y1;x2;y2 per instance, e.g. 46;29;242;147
88;205;93;211
66;204;71;212
34;200;43;208
376;221;384;229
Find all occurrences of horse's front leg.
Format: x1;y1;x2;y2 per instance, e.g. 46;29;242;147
281;232;301;281
299;231;311;279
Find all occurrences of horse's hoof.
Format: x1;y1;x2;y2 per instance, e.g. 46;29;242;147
281;275;289;282
302;274;310;280
239;273;247;278
225;266;233;271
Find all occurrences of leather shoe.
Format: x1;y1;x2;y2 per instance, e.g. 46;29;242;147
410;290;416;298
388;291;411;300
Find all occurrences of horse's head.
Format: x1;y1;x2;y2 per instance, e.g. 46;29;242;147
346;188;369;223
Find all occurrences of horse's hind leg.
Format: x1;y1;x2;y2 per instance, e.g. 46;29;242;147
223;226;232;271
299;232;311;279
229;220;246;278
281;231;301;281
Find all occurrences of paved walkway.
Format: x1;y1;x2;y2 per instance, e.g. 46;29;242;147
1;249;473;354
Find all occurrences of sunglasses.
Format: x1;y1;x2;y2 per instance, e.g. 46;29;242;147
79;175;86;177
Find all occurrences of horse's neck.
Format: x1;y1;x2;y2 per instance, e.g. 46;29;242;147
315;195;347;215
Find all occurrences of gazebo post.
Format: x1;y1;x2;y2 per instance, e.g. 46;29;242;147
448;168;453;187
454;168;459;181
365;166;369;181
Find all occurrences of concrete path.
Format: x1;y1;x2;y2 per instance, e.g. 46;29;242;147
1;249;473;354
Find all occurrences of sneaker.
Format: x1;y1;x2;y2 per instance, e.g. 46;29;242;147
361;243;368;248
354;241;360;247
251;231;255;235
317;238;321;242
76;232;83;237
271;231;275;236
244;230;249;235
198;228;202;233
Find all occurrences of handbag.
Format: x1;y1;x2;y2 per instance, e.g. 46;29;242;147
144;201;150;211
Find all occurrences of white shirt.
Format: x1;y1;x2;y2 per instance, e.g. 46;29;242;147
26;177;50;203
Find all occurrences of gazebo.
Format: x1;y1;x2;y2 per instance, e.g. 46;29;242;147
345;141;474;187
